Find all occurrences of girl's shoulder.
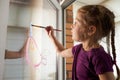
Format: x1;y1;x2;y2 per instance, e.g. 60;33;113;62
90;46;108;56
89;46;114;74
89;46;113;62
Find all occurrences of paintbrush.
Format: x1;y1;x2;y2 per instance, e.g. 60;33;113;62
31;24;62;31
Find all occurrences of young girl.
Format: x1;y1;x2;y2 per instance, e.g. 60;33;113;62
46;5;120;80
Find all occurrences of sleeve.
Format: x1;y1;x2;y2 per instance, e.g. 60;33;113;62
92;52;113;74
72;44;81;56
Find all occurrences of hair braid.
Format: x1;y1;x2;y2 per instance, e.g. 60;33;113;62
106;34;110;54
111;27;120;80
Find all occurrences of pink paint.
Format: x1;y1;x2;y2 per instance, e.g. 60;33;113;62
25;37;46;67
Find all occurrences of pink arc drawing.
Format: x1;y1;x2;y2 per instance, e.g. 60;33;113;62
25;24;46;67
25;36;46;67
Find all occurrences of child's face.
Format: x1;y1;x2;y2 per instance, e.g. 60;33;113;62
71;13;89;42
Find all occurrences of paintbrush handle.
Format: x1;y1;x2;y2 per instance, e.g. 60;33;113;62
31;24;45;28
31;24;62;31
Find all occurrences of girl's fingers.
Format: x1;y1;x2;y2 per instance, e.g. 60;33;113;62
45;26;53;34
45;26;54;37
45;26;52;32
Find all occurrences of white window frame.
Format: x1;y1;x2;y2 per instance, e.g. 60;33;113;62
49;0;75;80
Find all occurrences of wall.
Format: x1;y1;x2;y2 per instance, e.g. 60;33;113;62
4;1;31;80
114;22;120;77
65;5;73;80
0;0;9;80
8;3;31;27
4;27;26;80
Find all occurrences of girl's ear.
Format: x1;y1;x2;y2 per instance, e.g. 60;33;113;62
87;26;96;36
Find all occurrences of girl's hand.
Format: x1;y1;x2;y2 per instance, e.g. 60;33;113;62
45;26;54;38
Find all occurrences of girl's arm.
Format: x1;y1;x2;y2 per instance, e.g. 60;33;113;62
5;50;24;59
5;39;27;59
46;26;73;58
98;72;115;80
